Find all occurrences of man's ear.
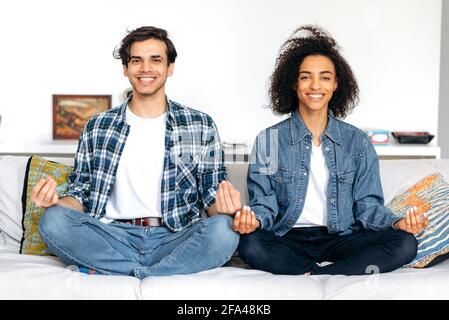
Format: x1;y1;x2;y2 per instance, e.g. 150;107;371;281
123;64;129;77
168;63;175;77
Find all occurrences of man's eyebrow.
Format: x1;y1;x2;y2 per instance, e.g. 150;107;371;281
129;55;164;61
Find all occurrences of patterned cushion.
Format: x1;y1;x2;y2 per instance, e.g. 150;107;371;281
20;156;73;255
387;173;449;268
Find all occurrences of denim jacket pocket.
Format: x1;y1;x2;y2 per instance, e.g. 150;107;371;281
269;167;294;205
337;171;355;184
337;171;355;208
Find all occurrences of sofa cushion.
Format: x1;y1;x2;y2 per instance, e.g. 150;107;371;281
140;267;323;299
0;156;30;244
0;247;141;299
21;156;73;255
386;172;449;268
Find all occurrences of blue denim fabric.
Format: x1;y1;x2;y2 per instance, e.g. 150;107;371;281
38;205;239;279
248;111;401;236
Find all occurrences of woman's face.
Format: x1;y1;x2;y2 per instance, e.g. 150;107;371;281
296;54;338;114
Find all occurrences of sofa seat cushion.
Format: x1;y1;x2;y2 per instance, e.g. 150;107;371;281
320;258;449;299
0;249;141;299
140;267;323;299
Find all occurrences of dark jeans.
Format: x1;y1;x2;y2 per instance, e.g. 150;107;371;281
238;227;418;275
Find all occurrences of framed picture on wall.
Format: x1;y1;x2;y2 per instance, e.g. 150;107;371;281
53;94;112;140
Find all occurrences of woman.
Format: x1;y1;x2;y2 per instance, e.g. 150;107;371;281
236;25;429;275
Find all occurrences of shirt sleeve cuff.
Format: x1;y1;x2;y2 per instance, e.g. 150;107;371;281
61;191;86;208
202;188;217;210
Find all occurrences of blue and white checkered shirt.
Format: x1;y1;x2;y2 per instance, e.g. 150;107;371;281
63;98;227;232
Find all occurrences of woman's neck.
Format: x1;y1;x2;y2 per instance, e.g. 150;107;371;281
298;106;328;146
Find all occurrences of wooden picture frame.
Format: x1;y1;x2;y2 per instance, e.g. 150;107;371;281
53;94;111;140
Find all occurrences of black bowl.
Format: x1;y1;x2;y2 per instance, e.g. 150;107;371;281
391;132;435;144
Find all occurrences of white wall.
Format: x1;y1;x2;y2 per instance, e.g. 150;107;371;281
0;0;442;146
439;0;449;158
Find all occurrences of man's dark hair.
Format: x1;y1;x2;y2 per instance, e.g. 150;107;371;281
269;25;359;119
113;26;177;66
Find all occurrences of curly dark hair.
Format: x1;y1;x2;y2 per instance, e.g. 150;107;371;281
113;26;177;66
269;25;359;118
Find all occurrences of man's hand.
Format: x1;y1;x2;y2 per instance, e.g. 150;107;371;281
215;181;242;216
31;176;59;208
394;206;429;235
233;206;260;234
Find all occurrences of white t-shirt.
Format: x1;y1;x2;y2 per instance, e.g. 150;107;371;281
101;108;167;223
294;143;329;228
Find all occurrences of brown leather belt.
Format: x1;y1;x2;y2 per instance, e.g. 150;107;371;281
116;217;164;227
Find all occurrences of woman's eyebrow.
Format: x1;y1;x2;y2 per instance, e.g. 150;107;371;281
299;71;334;74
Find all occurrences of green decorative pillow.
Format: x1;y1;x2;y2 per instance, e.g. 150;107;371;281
20;156;73;255
387;173;449;268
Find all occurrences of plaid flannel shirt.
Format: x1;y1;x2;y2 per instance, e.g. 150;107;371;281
62;98;227;232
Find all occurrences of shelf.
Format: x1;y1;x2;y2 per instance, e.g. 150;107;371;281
0;143;78;156
373;143;440;159
0;142;441;160
224;143;441;160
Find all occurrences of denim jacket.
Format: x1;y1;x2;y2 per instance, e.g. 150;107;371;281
248;111;401;236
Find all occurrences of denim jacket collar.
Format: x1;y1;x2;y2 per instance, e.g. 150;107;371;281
323;113;343;146
290;110;312;145
290;110;342;146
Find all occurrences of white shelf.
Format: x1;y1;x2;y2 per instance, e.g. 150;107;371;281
224;143;441;160
0;143;78;156
0;142;441;159
373;143;440;159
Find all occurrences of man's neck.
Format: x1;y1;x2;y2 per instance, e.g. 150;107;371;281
128;91;167;118
299;107;328;146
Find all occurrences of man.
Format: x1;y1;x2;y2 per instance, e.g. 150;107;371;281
32;26;241;279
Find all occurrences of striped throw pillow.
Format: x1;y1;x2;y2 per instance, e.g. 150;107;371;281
387;173;449;268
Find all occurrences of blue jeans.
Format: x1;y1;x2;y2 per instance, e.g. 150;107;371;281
239;227;418;275
38;205;239;279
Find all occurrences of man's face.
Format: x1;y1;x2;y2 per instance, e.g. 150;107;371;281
123;38;174;98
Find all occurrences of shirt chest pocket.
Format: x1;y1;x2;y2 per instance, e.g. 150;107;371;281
269;167;294;206
175;160;199;207
176;160;198;190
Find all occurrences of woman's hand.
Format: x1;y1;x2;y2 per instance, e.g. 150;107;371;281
233;206;260;234
394;206;429;235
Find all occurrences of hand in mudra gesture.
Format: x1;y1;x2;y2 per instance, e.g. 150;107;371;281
215;181;242;216
394;206;429;235
31;176;59;208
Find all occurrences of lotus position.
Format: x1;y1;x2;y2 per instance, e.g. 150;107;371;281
32;26;242;278
236;25;429;275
